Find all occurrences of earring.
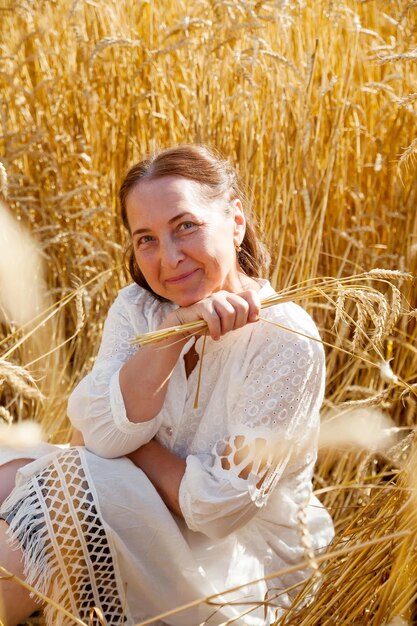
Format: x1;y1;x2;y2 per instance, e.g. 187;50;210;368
235;243;242;253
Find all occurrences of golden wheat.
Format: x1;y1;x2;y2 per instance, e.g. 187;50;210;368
1;0;417;624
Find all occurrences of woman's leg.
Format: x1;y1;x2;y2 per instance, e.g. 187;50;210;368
0;459;32;506
0;520;40;626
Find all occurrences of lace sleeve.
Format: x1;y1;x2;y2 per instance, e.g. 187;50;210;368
179;307;325;539
68;290;167;458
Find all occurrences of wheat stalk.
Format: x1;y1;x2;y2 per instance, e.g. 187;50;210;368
132;271;412;347
0;406;13;424
0;358;44;402
297;498;321;581
131;530;412;626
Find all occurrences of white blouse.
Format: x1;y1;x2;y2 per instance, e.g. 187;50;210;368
1;279;334;624
68;280;333;545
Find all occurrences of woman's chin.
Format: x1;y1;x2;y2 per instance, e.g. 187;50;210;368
157;281;211;307
171;293;205;307
168;286;213;308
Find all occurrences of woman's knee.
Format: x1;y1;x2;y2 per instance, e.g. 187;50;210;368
0;459;32;506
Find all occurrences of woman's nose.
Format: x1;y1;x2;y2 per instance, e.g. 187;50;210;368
159;239;185;268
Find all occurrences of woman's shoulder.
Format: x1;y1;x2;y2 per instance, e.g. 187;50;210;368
107;283;174;332
246;280;324;365
257;280;321;338
115;282;155;305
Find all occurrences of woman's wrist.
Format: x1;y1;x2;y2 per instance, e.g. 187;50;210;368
156;310;192;343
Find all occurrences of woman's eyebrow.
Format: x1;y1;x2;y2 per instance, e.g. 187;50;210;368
168;211;192;224
132;212;192;237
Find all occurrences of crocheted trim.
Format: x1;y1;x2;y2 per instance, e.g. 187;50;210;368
1;447;126;626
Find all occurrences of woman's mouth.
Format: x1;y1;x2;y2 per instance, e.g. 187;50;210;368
165;269;199;284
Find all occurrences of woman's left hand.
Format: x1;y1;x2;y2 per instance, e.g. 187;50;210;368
173;288;261;341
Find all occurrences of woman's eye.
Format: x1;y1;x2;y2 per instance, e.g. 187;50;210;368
136;235;155;247
178;221;196;231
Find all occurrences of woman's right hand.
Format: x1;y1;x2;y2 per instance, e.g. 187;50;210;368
164;289;261;341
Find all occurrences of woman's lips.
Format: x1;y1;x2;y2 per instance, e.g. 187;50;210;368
165;269;199;284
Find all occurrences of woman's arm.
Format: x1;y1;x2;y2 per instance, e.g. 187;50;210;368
67;291;185;457
119;289;260;424
68;287;260;458
175;308;326;540
119;311;189;424
126;437;259;518
70;428;85;445
127;440;186;517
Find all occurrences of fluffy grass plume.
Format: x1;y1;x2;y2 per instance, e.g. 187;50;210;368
1;0;417;624
0;421;42;449
0;202;47;327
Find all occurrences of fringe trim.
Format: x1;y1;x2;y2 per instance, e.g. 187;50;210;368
249;447;293;507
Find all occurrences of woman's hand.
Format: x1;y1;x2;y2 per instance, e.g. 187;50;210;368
70;428;85;446
119;289;260;424
172;289;261;341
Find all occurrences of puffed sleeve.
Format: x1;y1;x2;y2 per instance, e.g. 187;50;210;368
67;287;168;458
179;304;325;539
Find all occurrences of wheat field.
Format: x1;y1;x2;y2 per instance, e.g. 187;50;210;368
1;0;417;624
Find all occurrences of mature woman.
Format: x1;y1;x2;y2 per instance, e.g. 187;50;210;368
0;145;333;626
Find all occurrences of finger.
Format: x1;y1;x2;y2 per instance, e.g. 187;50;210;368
213;297;237;335
196;300;222;340
238;289;261;323
225;294;249;329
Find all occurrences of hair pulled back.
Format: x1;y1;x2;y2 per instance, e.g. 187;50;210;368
119;144;269;300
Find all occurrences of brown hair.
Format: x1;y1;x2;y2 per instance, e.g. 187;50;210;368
119;144;270;300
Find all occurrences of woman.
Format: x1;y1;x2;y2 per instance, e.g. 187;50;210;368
0;145;333;626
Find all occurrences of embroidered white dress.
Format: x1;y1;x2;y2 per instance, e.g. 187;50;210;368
0;279;333;626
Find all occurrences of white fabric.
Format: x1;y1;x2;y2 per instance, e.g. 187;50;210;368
0;279;334;625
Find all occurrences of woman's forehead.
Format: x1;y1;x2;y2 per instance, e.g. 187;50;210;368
129;176;208;208
125;176;223;230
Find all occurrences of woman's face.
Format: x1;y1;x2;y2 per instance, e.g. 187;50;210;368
125;176;247;306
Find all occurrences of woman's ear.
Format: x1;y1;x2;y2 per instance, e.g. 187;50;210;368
231;198;246;246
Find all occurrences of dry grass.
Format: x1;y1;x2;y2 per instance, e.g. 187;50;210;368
1;0;417;624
